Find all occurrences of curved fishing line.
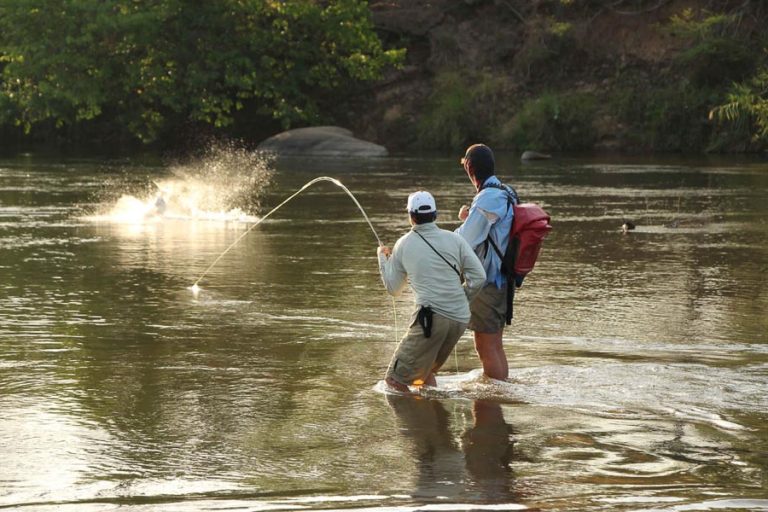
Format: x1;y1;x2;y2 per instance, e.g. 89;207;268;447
190;176;398;341
192;176;381;289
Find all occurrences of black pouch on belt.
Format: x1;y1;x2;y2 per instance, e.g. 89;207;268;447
417;305;433;338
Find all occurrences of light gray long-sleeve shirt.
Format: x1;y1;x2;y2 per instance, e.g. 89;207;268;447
378;222;486;323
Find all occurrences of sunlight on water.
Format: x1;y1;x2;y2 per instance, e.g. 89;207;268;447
2;155;767;512
84;142;274;224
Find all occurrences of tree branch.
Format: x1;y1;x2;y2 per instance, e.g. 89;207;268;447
497;0;526;24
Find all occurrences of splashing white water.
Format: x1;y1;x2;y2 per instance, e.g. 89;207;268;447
85;142;274;224
88;190;256;224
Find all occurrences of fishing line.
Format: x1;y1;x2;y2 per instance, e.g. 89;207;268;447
454;346;460;376
190;176;399;342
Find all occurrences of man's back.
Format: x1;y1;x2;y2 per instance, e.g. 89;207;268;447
377;189;486;392
379;222;485;323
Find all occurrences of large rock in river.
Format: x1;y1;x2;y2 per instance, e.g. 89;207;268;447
520;150;552;161
257;126;388;157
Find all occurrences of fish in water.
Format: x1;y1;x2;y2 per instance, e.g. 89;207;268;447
153;194;167;215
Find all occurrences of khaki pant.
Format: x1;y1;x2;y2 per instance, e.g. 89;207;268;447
469;283;507;333
386;309;467;386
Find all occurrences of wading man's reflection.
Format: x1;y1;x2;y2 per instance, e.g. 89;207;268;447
386;395;516;502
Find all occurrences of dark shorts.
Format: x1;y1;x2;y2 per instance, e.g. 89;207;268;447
469;283;507;333
386;310;468;386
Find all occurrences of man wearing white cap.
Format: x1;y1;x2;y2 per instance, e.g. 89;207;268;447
377;191;486;393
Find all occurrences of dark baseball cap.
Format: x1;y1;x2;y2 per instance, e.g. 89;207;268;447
461;144;495;174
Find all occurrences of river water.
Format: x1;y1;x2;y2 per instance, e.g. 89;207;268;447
1;151;766;511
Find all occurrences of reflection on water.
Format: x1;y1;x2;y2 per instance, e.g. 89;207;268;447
386;395;516;502
0;154;767;511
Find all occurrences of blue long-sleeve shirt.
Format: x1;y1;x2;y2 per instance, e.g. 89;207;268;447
455;176;516;288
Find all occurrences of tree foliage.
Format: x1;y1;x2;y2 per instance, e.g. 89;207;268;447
709;67;768;150
416;71;507;149
0;0;403;143
661;7;768;150
618;5;767;152
507;91;597;151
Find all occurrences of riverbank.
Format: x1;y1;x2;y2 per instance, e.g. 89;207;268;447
343;0;768;154
2;2;766;156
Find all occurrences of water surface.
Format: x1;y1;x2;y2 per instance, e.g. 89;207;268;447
1;152;767;511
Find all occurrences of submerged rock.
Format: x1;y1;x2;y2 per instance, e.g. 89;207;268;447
257;126;388;157
521;150;552;161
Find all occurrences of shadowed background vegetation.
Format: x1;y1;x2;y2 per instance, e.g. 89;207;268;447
1;0;768;153
0;0;403;150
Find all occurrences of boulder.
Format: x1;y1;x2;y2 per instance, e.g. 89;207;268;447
521;150;552;161
257;126;388;157
370;0;447;37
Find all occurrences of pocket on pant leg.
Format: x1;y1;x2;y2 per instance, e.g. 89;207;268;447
387;357;418;385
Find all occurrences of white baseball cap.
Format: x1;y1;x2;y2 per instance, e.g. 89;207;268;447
406;190;437;214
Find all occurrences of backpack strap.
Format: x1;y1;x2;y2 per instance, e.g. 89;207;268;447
480;180;519;204
413;230;463;282
486;235;517;325
480;180;518;267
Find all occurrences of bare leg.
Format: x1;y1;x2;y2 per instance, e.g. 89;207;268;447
474;330;508;380
424;372;437;387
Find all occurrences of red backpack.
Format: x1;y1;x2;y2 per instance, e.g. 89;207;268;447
510;202;552;278
484;183;552;323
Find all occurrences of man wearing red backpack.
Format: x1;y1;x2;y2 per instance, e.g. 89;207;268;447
456;144;517;381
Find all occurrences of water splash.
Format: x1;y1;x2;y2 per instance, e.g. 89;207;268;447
85;142;274;224
191;176;382;291
164;141;275;216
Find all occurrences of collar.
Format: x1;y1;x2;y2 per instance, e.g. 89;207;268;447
412;222;438;232
479;175;501;191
